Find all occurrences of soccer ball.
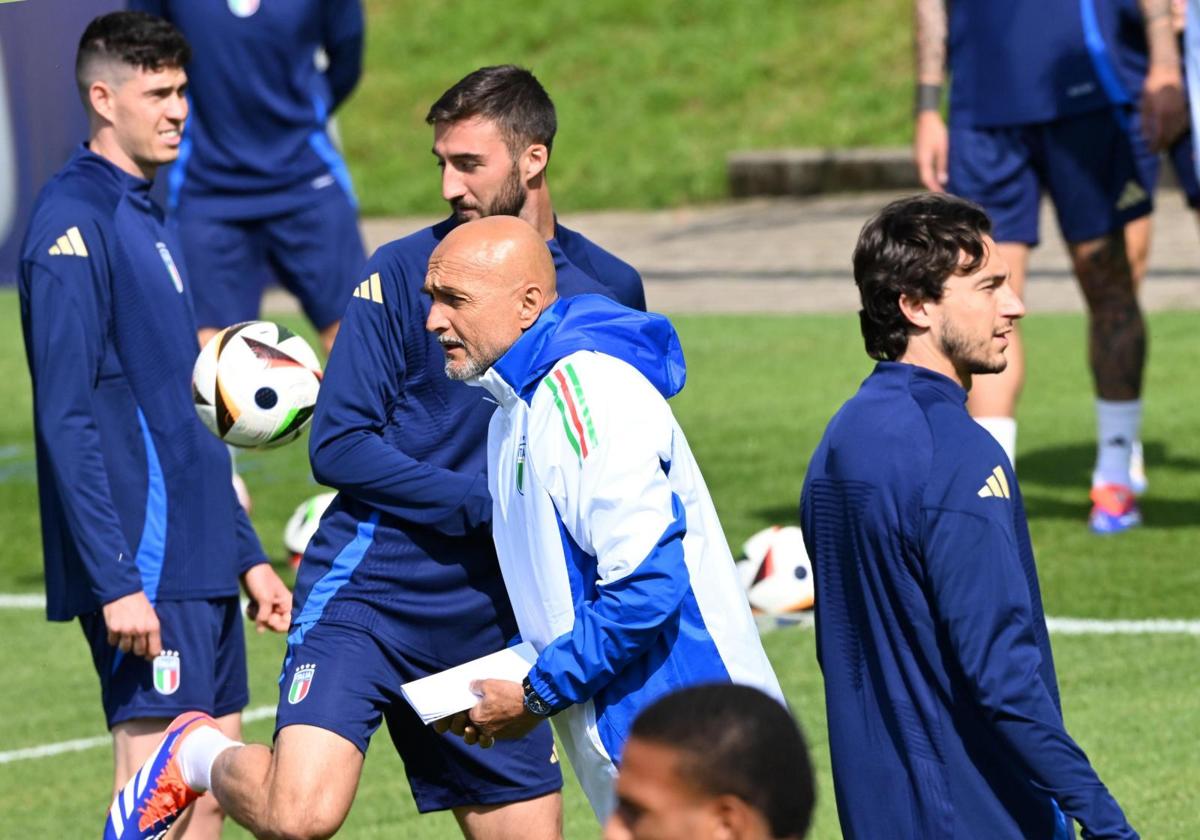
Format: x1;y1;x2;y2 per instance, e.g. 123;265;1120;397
736;525;815;614
193;321;323;449
283;491;336;569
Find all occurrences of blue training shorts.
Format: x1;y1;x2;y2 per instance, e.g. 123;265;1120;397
948;106;1153;245
79;597;248;729
274;621;563;813
175;186;366;332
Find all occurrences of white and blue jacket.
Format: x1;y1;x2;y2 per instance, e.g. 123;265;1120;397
476;295;783;817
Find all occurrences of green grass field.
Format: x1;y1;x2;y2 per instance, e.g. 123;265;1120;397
0;295;1197;837
341;0;912;216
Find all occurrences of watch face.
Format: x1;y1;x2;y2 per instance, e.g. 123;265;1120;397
523;679;553;716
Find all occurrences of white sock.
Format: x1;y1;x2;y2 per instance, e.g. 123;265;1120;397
177;725;242;793
227;443;239;475
1130;439;1146;487
975;416;1017;468
1094;399;1142;487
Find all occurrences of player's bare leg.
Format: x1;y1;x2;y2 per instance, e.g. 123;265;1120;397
1122;214;1153;490
1069;231;1146;531
967;241;1028;466
318;320;340;356
208;724;363;840
196;327;220;352
112;712;241;839
1070;230;1144;398
1123;215;1152;292
452;791;564;840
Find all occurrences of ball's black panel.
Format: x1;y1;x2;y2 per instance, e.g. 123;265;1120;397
215;375;238;437
217;321;256;358
255;387;278;410
192;379;211;406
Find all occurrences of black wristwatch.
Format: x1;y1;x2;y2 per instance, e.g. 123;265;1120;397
522;675;555;717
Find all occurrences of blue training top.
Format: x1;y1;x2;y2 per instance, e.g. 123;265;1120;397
801;362;1136;840
130;0;364;219
948;0;1129;127
19;146;267;621
288;217;645;665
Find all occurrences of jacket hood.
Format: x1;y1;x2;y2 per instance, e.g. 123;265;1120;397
491;294;686;403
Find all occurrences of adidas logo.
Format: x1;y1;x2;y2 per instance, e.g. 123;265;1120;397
46;226;88;258
352;272;383;303
1116;180;1148;211
977;465;1011;499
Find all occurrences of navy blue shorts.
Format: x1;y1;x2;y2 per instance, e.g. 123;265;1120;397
1127;108;1200;209
948;107;1153;245
79;597;248;729
176;187;366;331
274;621;562;812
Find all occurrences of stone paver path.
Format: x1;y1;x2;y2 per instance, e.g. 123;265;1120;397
264;192;1200;315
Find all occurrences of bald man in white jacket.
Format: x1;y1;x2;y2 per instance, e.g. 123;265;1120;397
424;218;783;821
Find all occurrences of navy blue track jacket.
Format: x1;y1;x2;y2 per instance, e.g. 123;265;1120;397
19;147;267;621
130;0;364;218
289;217;645;665
801;362;1136;840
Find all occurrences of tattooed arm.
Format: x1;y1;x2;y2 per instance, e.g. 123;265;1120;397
913;0;949;191
1141;0;1187;150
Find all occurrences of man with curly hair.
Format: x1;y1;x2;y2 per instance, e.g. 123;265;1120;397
801;194;1138;840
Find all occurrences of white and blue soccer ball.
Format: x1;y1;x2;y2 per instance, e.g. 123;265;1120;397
283;491;336;567
737;525;815;614
192;321;323;449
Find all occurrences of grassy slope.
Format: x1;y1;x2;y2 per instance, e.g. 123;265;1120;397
0;297;1197;836
341;0;912;215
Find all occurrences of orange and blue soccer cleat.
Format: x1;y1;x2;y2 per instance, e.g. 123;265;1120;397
103;712;215;840
1089;483;1141;535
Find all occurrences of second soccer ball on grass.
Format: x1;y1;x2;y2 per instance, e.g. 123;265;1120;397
737;525;815;615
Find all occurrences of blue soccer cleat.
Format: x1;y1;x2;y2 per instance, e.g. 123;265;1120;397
1088;484;1141;535
103;712;215;839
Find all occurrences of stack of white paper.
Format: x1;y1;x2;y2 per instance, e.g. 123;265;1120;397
400;641;539;724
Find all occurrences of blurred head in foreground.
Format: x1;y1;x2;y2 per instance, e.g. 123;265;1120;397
605;684;815;840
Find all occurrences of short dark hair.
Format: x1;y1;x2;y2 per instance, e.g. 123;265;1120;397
76;12;191;95
629;684;815;839
425;65;557;159
853;193;992;361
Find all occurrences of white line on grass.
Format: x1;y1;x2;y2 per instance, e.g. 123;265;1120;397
4;593;1199;635
0;593;44;608
0;705;276;765
754;613;1200;635
1;614;1197;765
0;594;252;610
1045;617;1200;636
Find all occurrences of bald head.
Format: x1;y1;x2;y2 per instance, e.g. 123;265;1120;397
424;217;558;381
429;216;557;299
